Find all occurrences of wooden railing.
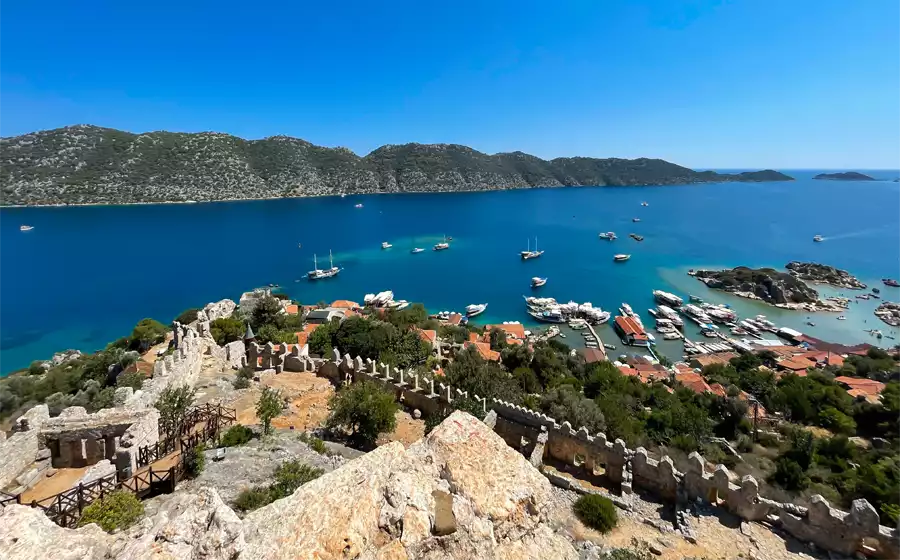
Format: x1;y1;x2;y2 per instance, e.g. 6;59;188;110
4;405;235;528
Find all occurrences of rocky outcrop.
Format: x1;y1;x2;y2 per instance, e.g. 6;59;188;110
0;505;114;560
814;172;876;181
0;405;49;489
0;125;795;206
203;299;237;322
785;261;866;289
875;302;900;327
694;267;820;305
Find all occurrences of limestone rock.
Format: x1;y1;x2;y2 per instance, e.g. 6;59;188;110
0;504;114;559
117;487;244;560
77;460;116;486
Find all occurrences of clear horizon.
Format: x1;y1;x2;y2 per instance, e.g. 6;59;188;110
1;0;897;169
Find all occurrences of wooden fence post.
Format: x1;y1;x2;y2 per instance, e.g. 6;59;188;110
77;483;84;514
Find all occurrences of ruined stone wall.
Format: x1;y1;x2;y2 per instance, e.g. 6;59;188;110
487;398;900;558
124;322;204;410
0;405;49;489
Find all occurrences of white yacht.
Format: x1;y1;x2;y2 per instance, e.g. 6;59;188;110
308;251;341;280
531;277;548;288
598;232;617;240
19;225;33;231
614;254;631;262
354;203;363;208
657;305;684;328
434;235;450;251
381;241;392;249
653;290;684;306
813;235;824;242
521;237;544;260
466;303;488;317
411;247;425;254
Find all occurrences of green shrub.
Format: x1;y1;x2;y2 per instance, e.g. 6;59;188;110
183;444;206;478
220;425;254;447
233;376;250;389
770;457;809;491
326;381;397;447
78;490;144;532
736;435;754;453
174;308;200;324
270;460;323;499
298;432;327;454
573;494;618;533
116;371;145;391
234;487;273;512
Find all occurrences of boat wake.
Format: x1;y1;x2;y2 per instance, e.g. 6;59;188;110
820;224;896;241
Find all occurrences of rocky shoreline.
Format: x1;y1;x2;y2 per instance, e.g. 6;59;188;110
692;266;849;312
875;302;900;327
785;261;866;290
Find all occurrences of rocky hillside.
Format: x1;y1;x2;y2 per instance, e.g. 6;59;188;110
785;261;866;289
0;412;585;560
0;125;795;206
694;266;820;304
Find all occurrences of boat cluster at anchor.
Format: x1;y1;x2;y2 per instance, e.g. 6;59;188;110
523;297;611;326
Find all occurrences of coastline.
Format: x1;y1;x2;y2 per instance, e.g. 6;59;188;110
0;177;786;209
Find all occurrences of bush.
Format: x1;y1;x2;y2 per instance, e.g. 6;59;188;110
573;494;618;533
770;457;809;491
116;370;145;391
28;361;46;376
183;443;206;478
298;432;327;454
219;424;254;447
210;317;244;346
256;386;284;435
78;490;144;532
233;376;250;389
174;308;200;324
234;487;273;512
326;381;398;447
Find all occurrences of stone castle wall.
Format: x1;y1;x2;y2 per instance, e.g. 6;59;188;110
124;322;204;410
289;347;899;559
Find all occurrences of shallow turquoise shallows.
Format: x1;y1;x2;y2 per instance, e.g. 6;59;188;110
2;170;898;374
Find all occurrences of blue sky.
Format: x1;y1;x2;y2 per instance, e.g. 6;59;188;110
2;0;897;168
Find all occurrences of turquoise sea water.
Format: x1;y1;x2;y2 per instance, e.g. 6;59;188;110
2;170;899;374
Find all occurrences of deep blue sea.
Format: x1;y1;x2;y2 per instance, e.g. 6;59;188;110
2;170;899;374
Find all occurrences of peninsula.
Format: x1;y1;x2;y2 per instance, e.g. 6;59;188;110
785;261;867;289
692;266;848;311
813;172;876;181
0;125;794;206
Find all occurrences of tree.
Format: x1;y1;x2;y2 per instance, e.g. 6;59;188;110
174;308;200;324
540;385;605;433
130;318;169;352
250;296;284;330
771;457;809;491
77;490;144;532
183;443;206;478
210;316;244;346
116;370;145;391
326;381;397;447
488;328;508;351
818;406;857;435
28;361;46;376
256;386;283;435
219;424;254;447
155;385;196;439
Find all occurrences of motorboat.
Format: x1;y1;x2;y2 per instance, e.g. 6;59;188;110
354;203;363;208
837;315;847;320
411;247;425;253
19;225;33;231
521;237;544;260
308;251;341;280
528;308;566;323
813;235;824;242
883;278;899;287
603;343;616;350
629;233;644;241
657;305;684;328
641;202;649;207
689;295;704;303
806;321;816;327
653;290;684;306
381;241;393;249
632;217;641;222
663;332;681;340
531;277;548;288
524;296;558;309
434;235;450;251
873;287;881;294
387;299;410;310
365;291;394;307
598;232;617;240
466;303;488;317
614;254;631;262
701;328;718;338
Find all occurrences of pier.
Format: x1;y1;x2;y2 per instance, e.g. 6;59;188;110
584;322;608;359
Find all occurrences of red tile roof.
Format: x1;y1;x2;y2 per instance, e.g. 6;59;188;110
465;341;500;361
468;332;479;343
582;348;607;364
483;323;526;340
614;315;644;337
284;304;300;315
330;300;359;309
834;376;885;397
418;329;437;344
295;323;320;346
618;365;665;384
776;358;812;372
676;372;712;394
708;383;728;397
447;313;462;326
689;352;738;369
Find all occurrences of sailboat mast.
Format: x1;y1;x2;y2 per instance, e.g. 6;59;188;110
313;254;318;269
329;250;334;269
535;237;538;251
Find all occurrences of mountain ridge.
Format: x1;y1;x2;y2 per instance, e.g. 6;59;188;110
0;124;794;206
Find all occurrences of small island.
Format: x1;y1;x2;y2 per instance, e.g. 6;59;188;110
692;266;848;311
813;172;875;181
874;302;900;327
785;261;866;290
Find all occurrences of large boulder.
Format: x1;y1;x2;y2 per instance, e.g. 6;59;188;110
203;299;237;322
0;505;114;560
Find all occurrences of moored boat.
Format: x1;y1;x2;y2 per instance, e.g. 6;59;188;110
531;277;548;288
598;232;617;240
308;250;341;280
614;254;631;262
883;278;900;287
653;290;684;306
813;235;824;242
466;303;488;317
411;247;425;253
629;233;644;241
19;225;33;231
434;235;450;251
520;237;544;260
381;241;392;249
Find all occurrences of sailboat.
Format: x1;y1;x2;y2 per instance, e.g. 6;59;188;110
433;235;450;251
308;250;341;280
520;237;544;260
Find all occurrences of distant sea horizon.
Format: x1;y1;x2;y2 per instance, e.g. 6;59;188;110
1;169;898;375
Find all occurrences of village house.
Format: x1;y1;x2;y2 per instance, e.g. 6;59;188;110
834;376;886;404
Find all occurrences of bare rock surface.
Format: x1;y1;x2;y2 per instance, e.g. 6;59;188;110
0;505;114;560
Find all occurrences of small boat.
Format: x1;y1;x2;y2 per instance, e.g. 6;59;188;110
598;232;617;240
19;225;33;231
629;233;644;241
308;251;341;280
883;278;900;287
813;235;824;242
411;247;425;254
434;235;450;251
641;202;649;207
381;241;393;249
531;277;548;288
603;343;616;350
447;236;453;241
689;295;703;303
465;303;487;317
614;254;631;262
837;315;847;320
521;237;544;260
559;333;566;338
527;308;566;323
873;287;881;294
341;193;346;198
632;217;641;223
354;203;363;208
806;321;816;327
